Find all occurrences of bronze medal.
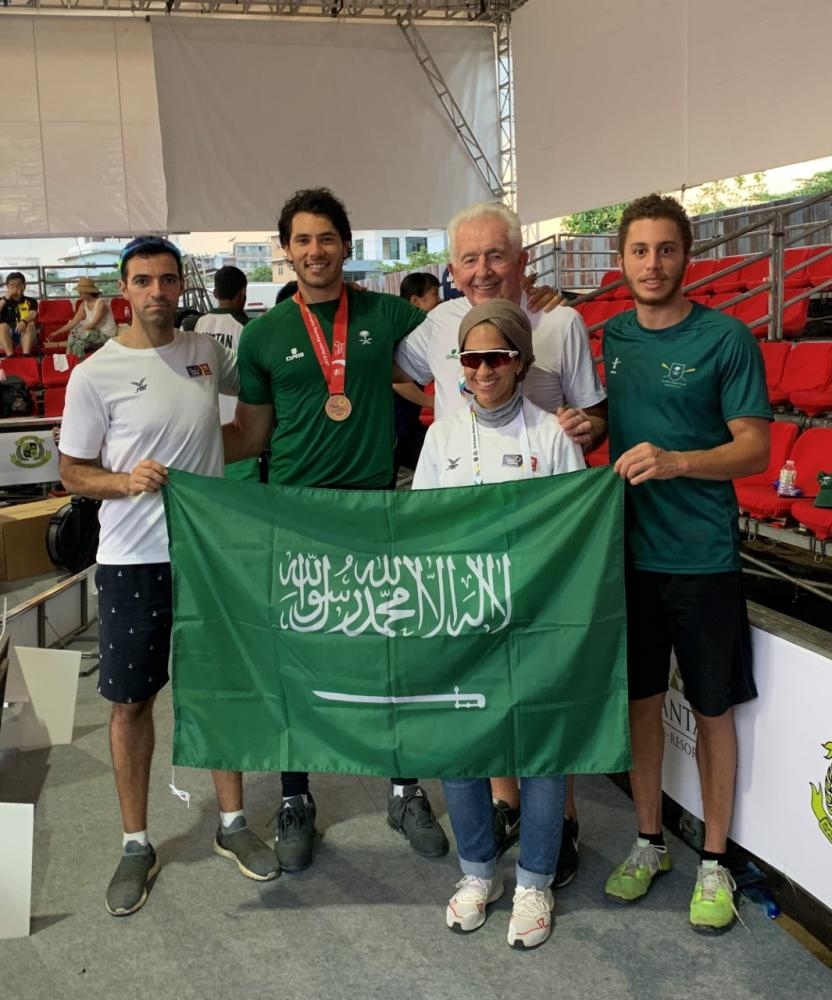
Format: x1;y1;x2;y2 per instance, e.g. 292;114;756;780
324;393;352;421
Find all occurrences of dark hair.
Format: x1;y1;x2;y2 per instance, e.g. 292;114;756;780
119;235;183;280
277;188;352;253
618;194;693;257
5;271;26;286
213;265;247;300
276;281;299;305
399;272;440;301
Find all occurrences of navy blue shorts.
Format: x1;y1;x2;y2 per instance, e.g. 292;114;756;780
626;568;757;717
96;563;172;704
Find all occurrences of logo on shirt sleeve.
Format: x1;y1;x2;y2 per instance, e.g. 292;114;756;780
502;454;523;468
186;363;213;377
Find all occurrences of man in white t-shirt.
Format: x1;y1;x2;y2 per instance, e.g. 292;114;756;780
395;201;607;450
59;236;278;918
195;265;260;481
395;201;608;888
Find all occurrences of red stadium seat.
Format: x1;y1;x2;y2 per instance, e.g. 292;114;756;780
419;380;434;429
42;386;66;418
38;298;75;352
783;246;813;289
0;356;39;387
732;293;769;337
40;353;78;388
708;293;738;317
709;256;746;294
110;296;131;324
598;270;631;300
769;342;832;407
735;427;832;520
758;341;792;397
781;296;810;339
734;421;799;493
684;258;719;293
792;498;832;541
585;437;609;467
804;245;832;288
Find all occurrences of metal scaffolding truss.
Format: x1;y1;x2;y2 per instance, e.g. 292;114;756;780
4;1;529;21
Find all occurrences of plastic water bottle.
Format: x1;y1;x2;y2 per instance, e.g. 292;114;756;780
777;459;797;497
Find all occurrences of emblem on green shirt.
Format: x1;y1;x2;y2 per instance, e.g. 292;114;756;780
661;361;697;386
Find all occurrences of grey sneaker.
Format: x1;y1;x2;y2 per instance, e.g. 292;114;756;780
387;785;449;858
214;816;279;881
493;799;521;857
105;841;160;916
275;794;317;872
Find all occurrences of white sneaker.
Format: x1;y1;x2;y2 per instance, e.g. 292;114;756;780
446;874;505;933
507;885;554;949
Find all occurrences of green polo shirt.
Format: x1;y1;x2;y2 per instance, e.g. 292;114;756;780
238;288;424;487
603;303;771;573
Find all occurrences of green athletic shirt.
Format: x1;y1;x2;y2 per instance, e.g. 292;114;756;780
603;302;771;573
237;288;424;487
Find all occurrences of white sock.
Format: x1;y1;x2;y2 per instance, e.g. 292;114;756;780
220;810;245;829
392;784;419;797
123;830;148;848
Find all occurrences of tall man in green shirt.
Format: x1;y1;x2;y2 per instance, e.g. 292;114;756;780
602;194;771;934
223;187;449;873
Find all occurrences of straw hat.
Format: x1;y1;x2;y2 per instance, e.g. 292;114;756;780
76;277;101;294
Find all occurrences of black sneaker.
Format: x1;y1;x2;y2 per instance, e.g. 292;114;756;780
554;816;579;888
105;841;160;916
214;816;279;881
387;785;449;858
275;794;317;872
493;799;521;857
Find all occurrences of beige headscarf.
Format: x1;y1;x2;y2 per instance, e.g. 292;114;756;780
457;298;535;369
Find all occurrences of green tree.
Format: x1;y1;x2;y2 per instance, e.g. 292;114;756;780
792;169;832;197
249;265;274;282
381;248;449;275
561;203;627;235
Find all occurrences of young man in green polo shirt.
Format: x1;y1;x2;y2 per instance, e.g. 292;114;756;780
602;194;771;933
222;187;449;873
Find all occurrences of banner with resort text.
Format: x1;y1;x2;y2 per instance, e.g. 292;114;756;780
163;467;630;778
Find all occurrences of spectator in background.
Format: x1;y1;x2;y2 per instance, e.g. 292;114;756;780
0;271;38;356
49;277;117;358
393;272;441;483
195;266;259;481
276;281;298;305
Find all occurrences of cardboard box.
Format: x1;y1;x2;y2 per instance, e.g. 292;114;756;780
0;497;68;581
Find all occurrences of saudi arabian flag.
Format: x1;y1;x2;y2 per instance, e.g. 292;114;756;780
163;466;630;778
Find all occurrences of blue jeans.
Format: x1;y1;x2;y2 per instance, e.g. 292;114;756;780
442;776;566;890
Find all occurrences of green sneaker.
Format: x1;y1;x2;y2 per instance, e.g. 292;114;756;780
605;838;671;904
690;861;738;934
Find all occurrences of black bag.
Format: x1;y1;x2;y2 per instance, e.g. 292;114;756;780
46;497;101;574
0;374;34;417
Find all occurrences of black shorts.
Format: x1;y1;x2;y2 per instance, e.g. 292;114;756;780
96;563;172;704
626;568;757;717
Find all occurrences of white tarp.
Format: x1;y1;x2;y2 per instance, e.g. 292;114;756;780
662;626;832;910
513;0;832;221
0;17;166;237
151;19;497;231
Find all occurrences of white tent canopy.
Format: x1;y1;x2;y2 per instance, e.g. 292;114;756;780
2;0;832;236
0;15;495;236
513;0;832;221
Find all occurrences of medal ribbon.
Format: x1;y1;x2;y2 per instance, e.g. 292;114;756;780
294;285;348;396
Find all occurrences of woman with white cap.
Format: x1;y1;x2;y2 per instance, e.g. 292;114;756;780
50;277;117;357
413;298;585;950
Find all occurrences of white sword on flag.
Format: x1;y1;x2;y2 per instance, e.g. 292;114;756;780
312;685;486;710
